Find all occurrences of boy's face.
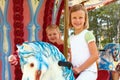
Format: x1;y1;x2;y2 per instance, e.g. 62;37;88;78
47;29;60;43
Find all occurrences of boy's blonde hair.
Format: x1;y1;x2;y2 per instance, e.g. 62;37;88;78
46;24;60;33
69;4;89;29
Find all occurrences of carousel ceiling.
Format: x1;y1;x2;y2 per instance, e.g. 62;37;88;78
68;0;117;10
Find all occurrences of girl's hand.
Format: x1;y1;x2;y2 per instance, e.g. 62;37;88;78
72;67;81;75
8;55;18;65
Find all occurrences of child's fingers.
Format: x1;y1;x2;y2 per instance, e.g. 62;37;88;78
8;55;18;65
8;56;13;62
11;60;18;65
8;55;17;62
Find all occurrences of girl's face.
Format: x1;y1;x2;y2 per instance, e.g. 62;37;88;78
71;10;85;30
47;29;60;43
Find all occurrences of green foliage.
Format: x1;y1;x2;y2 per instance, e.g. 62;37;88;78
88;1;120;47
101;38;111;47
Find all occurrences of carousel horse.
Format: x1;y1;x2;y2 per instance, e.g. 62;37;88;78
116;62;120;73
98;43;120;70
17;41;75;80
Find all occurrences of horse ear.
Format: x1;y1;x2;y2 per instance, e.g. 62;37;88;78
16;44;23;52
16;43;33;52
22;43;33;51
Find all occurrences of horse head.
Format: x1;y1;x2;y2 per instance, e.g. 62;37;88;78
98;43;120;70
17;41;75;80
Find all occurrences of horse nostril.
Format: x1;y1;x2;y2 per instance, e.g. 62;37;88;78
30;63;34;67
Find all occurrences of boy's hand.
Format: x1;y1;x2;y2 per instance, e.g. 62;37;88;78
8;55;18;65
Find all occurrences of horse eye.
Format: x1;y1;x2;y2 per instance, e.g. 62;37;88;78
30;63;34;67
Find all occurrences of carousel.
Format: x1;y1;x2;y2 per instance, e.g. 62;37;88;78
0;0;119;80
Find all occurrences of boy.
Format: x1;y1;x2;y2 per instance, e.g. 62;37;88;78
8;24;64;64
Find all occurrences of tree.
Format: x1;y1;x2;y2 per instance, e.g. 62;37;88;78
88;1;120;47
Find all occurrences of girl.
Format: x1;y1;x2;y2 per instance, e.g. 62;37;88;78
68;4;99;80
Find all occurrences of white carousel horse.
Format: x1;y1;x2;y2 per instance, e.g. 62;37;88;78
98;43;120;70
17;41;75;80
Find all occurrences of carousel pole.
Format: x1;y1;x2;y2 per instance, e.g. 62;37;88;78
63;0;69;59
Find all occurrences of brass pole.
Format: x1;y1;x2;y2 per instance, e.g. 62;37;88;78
64;0;69;59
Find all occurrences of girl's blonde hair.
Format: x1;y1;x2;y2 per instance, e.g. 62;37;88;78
69;4;89;29
46;24;60;33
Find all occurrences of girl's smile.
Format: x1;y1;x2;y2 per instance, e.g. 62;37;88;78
71;10;85;34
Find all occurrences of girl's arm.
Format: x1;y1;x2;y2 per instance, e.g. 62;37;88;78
73;41;99;74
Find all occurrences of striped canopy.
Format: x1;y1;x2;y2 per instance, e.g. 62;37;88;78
68;0;116;10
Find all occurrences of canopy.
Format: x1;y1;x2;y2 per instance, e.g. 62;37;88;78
69;0;116;10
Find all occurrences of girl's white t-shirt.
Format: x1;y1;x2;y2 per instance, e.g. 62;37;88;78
69;29;97;72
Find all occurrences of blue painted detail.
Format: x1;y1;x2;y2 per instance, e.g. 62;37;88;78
1;0;12;80
27;0;43;41
52;0;62;24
